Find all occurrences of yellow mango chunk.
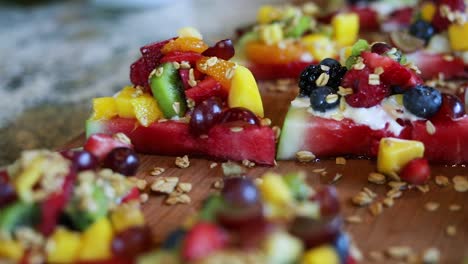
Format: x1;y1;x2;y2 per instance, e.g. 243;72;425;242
332;13;359;47
115;86;137;118
302;34;337;61
0;240;24;261
92;97;118;120
259;172;293;206
131;94;163;127
448;23;468;51
260;24;284;45
178;27;203;40
15;156;44;202
47;228;81;263
228;65;264;117
302;246;340;264
257;5;282;24
111;205;145;233
377;138;425;177
79;217;114;261
421;2;436;22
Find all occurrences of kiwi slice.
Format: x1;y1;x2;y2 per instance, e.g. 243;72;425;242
286;16;311;38
0;202;39;233
150;62;187;118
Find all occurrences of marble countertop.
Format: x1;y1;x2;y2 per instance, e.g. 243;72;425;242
0;0;282;165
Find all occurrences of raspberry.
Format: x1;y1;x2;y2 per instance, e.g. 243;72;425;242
342;67;390;108
431;0;466;32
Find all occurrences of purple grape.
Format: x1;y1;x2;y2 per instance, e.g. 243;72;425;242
202;39;235;60
112;226;152;258
221;107;260;126
103;147;139;176
61;150;98;171
222;177;259;208
314;186;340;217
371;42;392;55
289;215;343;249
189;97;223;136
0;171;16;207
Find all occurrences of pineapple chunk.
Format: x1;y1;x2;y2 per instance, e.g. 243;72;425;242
131;94;163;127
448;23;468;51
92;97;118;120
79;217;114;261
302;245;340;264
178;27;203;40
259;24;284;45
421;2;436;22
259;172;293;206
332;13;359;47
228;65;264;117
302;34;337;61
0;240;24;261
111;205;145;233
47;228;81;263
257;5;282;24
115;86;137;118
263;231;303;264
377;138;425;177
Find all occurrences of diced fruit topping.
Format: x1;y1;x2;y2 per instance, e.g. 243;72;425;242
302;35;337;62
403;85;442;118
150;62;187;118
221;107;260;126
263;231;304;264
409;20;435;43
331;13;359;47
84;133;133;161
178;27;203;40
310;86;340;112
342;67;390;108
160;51;204;64
421;2;437;22
448;22;468;51
47;228;81;263
290;216;342;248
431;93;466;121
245;41;307;65
196;57;236;91
228;65;264;117
399;158;431;185
111;226;152;258
259;173;293;207
302;245;340;264
221;177;260;208
202;39;235;60
431;0;466;32
182;222;228;261
377;138;425;177
131;94;163;127
103;147;139;176
189;97;223;136
389;31;426;53
345;39;370;69
92;97;118;120
298;59;347;97
185;77;226;104
79;217;114;261
161;37;208;54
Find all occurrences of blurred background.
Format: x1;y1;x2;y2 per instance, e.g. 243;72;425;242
0;0;292;166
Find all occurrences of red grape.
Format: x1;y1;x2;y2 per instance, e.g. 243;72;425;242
189;97;223;136
289;215;342;249
202;39;235;60
111;226;152;258
221;107;260;126
432;93;465;121
221;177;259;208
103;147;139;176
61;150;98;171
371;42;392;55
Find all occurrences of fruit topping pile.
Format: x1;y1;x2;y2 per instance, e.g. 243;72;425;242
137;173;357;264
0;134;150;263
91;28;264;133
234;4;359;79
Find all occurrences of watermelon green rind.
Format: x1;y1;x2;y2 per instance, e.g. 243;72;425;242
277;106;310;159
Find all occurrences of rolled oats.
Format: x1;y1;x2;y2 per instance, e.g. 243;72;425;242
422;248;440;264
150;167;165;176
177;182;192;193
434;175;450;187
296;150;316;163
369;202;383;216
352;191;373;206
424;202;440;212
446;225;456;236
449;204;461;211
368;172;386;184
453;175;468;192
175;155;190;168
335;157;346;165
345;215;363;224
386;246;413;260
383;197;394;207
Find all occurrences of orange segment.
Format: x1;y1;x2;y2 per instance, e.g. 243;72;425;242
196;57;237;91
161;37;209;54
245;41;308;65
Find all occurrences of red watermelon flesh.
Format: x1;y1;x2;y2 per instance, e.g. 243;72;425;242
248;61;314;80
86;118;276;166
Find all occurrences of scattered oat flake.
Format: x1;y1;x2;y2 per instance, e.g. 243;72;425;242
434;175;450;187
417;184;430;193
352;191;373;206
387;189;402;199
449;204;461;211
213;179;224;189
166;194;191;205
175;155;190;168
230;127;243;132
139;193;149;203
345;215;363;224
150;167;165;176
426;120;436;135
423;248;440;264
151;177;179;194
388;181;407;190
446;225;456;236
313;168;326;173
453;175;468;192
209;162;218;169
296;150;316;163
368;251;384;262
363;187;377;198
383;197;394;207
368;172;386;184
425;202;440;212
386;246;413;260
369;202;383;216
177;182;192;193
242;159;255;168
335;157;346;165
332;173;343;183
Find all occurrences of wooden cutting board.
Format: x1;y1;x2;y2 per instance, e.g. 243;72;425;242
62;82;468;263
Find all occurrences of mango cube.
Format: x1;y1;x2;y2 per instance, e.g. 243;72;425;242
228;66;264;117
332;13;359;47
92;97;118;120
131;94;163;127
259;172;293;206
301;245;340;264
448;23;468;51
302;34;337;61
79;217;114;261
15;156;44;202
47;228;81;263
421;2;436;22
263;231;303;264
259;24;284;45
111;205;145;233
377;138;425;177
0;240;24;261
257;5;281;24
115;86;137;118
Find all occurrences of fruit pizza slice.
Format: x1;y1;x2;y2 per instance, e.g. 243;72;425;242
233;3;360;80
277;40;468;165
136;172;358;264
0;136;151;264
86;28;276;166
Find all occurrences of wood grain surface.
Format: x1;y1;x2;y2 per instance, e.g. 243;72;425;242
63;82;468;263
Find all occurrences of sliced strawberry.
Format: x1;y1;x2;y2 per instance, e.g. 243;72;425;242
350;6;379;31
361;51;412;87
38;168;77;236
185;77;227;104
400;158;431;185
182;222;228;261
160;51;203;64
121;187;140;203
432;0;466;32
342;67;391;108
84;133;133;161
406;51;466;80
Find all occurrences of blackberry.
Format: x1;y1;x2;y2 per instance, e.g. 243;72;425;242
298;59;347;97
403;85;442;118
409;20;435;43
310;86;340;112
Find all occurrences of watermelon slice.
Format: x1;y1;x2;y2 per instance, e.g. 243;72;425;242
406;51;467;80
86;118;276;166
247;61;314;80
277;106;468;164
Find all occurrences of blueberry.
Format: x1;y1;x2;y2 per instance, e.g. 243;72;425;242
334;232;351;262
310;86;340;112
161;228;187;250
320;58;341;68
391;86;406;95
409;20;435;43
298;59;347;97
403;85;442;118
